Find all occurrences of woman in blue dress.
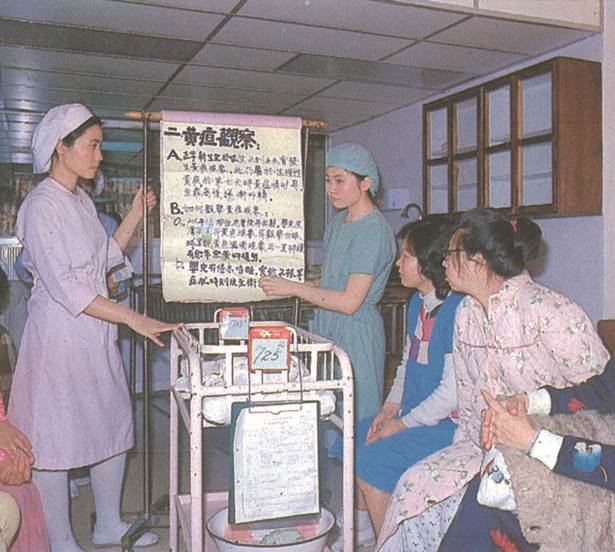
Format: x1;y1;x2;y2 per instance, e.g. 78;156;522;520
333;216;464;549
259;143;396;420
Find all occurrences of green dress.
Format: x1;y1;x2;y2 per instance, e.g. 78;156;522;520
310;208;396;419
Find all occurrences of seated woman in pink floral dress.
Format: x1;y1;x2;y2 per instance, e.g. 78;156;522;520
0;389;49;552
378;208;609;551
0;269;49;551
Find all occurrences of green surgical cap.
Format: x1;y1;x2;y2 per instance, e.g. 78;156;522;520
326;143;380;194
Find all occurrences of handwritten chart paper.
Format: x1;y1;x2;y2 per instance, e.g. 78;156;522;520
229;401;320;524
160;112;305;302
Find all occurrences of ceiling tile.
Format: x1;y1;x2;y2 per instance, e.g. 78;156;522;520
292;96;399;118
121;0;240;13
213;17;411;60
3;88;149;114
2;100;127;120
387;41;527;74
147;96;280;115
323;81;433;104
431;16;593;55
278;54;470;88
190;44;295;71
1;68;164;96
282;106;373;129
238;0;467;39
0;46;181;81
160;83;306;106
174;65;333;95
1;0;226;40
0;19;202;62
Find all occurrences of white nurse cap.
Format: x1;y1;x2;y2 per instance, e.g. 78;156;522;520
31;103;95;173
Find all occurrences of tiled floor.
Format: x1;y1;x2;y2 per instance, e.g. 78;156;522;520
68;395;372;552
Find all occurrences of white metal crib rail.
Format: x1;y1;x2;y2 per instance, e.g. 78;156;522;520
169;322;355;552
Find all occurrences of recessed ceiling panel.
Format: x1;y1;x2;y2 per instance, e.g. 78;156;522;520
0;19;203;62
174;65;333;95
2;100;128;120
1;68;164;96
191;44;295;71
239;0;467;39
282;106;372;129
213;17;410;60
293;96;399;118
432;16;592;55
2;85;152;108
278;54;470;89
147;96;280;115
387;41;527;74
324;81;433;105
0;46;181;81
121;0;240;13
160;83;306;106
0;0;226;40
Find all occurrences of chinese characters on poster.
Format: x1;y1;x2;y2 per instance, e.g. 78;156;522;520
160;113;304;302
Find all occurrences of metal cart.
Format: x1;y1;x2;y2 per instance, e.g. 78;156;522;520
169;322;355;552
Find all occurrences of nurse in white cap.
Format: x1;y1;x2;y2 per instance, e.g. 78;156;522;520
9;103;179;551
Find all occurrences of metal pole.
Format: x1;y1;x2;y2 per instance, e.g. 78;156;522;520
121;114;154;551
141;115;151;517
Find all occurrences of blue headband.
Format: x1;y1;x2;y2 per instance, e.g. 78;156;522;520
326;143;380;194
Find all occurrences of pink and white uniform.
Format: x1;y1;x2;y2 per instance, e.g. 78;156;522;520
9;177;133;469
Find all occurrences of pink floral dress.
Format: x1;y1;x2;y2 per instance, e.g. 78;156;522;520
0;395;49;552
378;274;608;549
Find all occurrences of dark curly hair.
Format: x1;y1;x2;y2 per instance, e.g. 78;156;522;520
397;215;457;299
452;208;541;278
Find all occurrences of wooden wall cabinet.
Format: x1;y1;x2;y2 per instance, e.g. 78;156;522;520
423;57;602;216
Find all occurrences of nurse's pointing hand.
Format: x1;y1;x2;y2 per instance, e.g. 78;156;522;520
128;313;181;347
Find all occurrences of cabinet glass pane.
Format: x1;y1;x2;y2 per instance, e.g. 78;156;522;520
429;108;447;159
455;98;477;154
487;86;510;146
521;72;552;138
455;157;477;212
488;150;511;208
521;142;552;206
429;164;448;213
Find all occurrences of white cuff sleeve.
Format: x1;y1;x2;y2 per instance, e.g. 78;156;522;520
527;388;552;415
401;413;421;428
528;429;564;470
386;335;411;405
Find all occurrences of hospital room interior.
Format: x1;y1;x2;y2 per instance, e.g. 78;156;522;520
0;1;614;551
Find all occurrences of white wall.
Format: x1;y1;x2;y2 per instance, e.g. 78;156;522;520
332;33;605;322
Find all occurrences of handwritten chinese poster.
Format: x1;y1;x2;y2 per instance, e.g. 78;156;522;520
160;112;305;302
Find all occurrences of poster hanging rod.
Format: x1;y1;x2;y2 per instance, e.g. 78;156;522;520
124;111;327;129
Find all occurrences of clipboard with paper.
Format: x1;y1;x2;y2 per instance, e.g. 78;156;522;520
228;400;321;525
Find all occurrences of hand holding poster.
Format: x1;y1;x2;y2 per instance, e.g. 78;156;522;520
160;112;305;302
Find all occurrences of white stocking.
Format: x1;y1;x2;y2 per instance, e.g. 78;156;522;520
90;452;125;534
90;453;157;547
32;469;84;552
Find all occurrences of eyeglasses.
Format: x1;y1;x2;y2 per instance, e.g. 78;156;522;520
443;248;465;258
